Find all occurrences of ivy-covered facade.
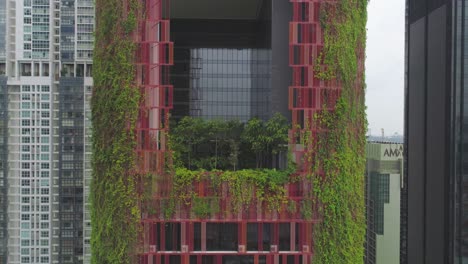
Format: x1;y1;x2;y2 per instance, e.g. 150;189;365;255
92;0;367;263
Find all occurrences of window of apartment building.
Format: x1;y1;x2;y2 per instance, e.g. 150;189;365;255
21;128;30;135
20;231;30;239
21;240;30;247
21;180;30;187
42;63;49;76
41;103;49;110
41;120;49;126
21;214;30;221
32;41;49;50
32;32;48;41
40;180;48;187
21;102;31;109
22;111;31;118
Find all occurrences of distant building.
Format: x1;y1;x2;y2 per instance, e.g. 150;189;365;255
367;135;404;144
366;142;403;264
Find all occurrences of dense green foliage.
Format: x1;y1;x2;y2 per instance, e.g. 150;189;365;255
243;113;290;168
164;166;294;218
90;0;141;263
171;113;289;170
311;0;368;263
166;114;296;218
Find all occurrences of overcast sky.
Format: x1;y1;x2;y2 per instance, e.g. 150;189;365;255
365;0;405;136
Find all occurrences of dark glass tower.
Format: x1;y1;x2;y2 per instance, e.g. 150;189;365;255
403;0;468;263
170;0;290;122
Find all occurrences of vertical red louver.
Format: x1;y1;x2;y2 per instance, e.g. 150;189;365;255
135;0;173;175
289;0;340;177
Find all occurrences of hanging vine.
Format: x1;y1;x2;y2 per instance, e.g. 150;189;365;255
311;0;368;263
90;0;141;263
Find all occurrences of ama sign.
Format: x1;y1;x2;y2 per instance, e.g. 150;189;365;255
383;145;403;158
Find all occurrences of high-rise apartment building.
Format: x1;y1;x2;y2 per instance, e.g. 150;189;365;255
365;142;403;264
403;0;468;263
92;0;367;264
0;0;94;263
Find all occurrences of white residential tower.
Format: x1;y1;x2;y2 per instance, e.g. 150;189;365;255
0;0;94;263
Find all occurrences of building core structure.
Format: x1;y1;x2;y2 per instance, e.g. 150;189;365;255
91;0;367;264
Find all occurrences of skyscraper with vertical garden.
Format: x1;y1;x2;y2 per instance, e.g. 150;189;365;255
91;0;367;263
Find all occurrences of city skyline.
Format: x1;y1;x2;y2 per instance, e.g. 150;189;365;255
0;0;401;263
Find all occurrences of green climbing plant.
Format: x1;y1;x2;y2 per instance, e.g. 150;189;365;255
165;167;293;219
171;114;289;170
310;0;368;263
90;0;142;263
